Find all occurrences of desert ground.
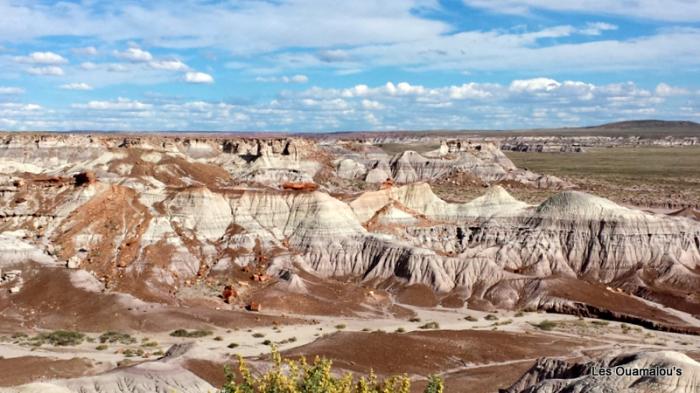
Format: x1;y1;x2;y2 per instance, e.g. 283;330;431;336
0;121;699;392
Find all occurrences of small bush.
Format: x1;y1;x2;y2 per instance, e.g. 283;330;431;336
252;332;265;338
96;344;108;351
409;317;421;323
514;311;525;317
39;330;85;346
531;320;557;331
590;320;609;326
335;324;347;330
214;336;223;341
464;315;478;322
484;314;498;321
170;329;213;338
99;331;136;345
262;339;272;346
419;322;440;330
227;343;239;349
395;327;406;333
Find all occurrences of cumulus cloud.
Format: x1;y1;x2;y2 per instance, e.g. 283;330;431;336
15;51;67;64
27;66;64;76
114;48;153;62
149;59;189;71
655;83;689;96
73;97;152;110
60;82;93;91
0;87;25;95
185;71;214;84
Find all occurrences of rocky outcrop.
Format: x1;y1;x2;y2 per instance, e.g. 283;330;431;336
502;351;700;393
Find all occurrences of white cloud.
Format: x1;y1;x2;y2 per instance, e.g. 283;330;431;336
114;48;153;62
73;97;151;110
361;99;384;110
510;78;561;93
27;66;64;76
463;1;700;22
15;51;67;64
579;22;618;36
73;46;98;56
256;74;309;84
149;59;189;71
80;62;98;70
0;87;24;95
185;71;214;84
655;83;689;96
60;82;93;91
0;1;448;53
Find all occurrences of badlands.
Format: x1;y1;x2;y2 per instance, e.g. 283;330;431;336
0;128;699;392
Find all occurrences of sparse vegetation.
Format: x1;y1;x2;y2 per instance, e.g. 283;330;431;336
464;315;478;322
219;348;443;393
96;344;108;351
409;317;421;323
395;327;405;333
419;321;440;330
170;329;213;338
484;314;498;321
514;311;525;317
335;324;347;330
531;320;558;331
590;320;609;327
228;343;239;349
38;330;85;346
252;332;266;338
99;331;136;345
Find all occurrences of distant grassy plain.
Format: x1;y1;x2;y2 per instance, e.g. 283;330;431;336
505;146;700;208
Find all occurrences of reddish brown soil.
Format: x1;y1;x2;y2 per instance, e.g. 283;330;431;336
0;263;302;332
543;277;698;332
0;356;94;386
183;359;229;388
252;273;413;318
441;361;536;393
393;284;439;308
283;330;594;377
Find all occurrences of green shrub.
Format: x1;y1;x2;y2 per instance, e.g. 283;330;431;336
96;344;108;351
99;331;136;345
170;329;213;338
335;324;347;330
252;332;265;338
531;320;557;331
39;330;85;346
419;322;439;330
219;348;443;393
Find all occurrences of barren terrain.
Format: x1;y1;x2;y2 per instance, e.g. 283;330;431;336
0;123;699;392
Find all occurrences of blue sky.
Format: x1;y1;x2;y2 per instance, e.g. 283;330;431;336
1;0;700;131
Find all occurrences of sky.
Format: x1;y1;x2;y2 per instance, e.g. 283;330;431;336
1;0;700;132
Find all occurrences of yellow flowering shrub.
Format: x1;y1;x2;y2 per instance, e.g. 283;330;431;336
220;348;443;393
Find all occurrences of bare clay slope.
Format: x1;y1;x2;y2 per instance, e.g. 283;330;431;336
0;133;698;334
